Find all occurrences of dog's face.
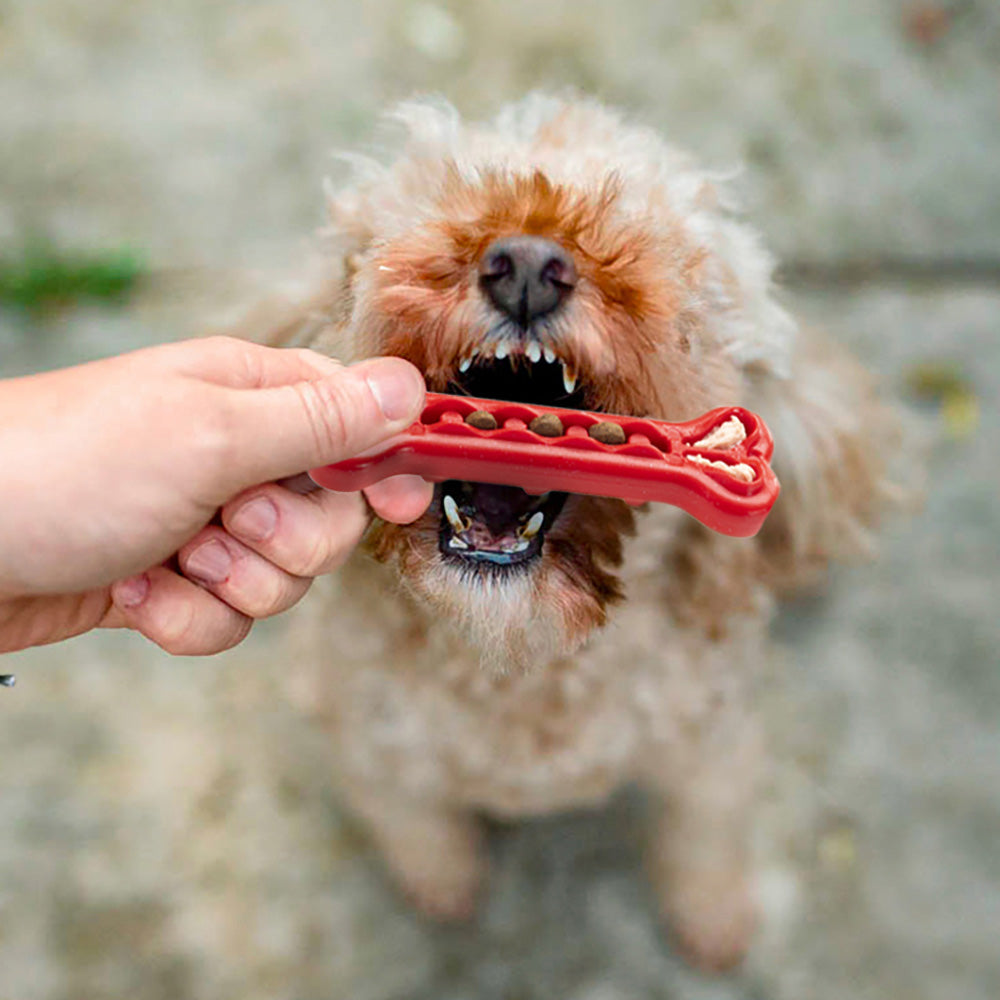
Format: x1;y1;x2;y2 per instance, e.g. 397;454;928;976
326;98;784;666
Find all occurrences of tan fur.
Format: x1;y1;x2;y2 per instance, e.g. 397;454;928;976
242;96;894;971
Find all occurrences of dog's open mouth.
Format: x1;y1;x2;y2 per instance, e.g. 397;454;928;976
438;481;568;566
437;342;591;570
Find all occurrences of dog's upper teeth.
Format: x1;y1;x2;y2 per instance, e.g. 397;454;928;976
443;495;466;534
458;347;479;372
494;340;510;361
520;511;545;541
562;364;577;394
525;340;542;364
543;345;556;364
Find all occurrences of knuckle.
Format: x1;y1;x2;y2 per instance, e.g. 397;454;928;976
201;334;240;355
286;519;340;577
312;528;356;576
150;592;250;656
296;540;341;579
152;599;201;655
296;498;365;577
282;552;320;579
201;390;241;461
219;615;254;652
159;614;250;656
246;572;298;619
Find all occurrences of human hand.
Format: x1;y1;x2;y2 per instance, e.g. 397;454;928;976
0;337;432;654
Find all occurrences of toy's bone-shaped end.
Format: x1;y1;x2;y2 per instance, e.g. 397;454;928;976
310;393;780;538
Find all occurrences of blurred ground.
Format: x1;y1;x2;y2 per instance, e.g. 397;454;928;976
1;2;998;999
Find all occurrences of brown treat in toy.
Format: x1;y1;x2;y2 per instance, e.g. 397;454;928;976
588;421;626;445
466;410;498;430
529;413;564;437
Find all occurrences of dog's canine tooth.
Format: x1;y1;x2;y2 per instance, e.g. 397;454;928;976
520;511;545;541
458;356;473;373
443;495;466;534
525;340;542;364
562;364;577;394
543;345;556;364
449;537;469;550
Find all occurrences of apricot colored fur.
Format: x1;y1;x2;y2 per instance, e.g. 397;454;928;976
239;96;894;971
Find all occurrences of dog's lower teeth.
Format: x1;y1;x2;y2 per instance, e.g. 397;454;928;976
443;495;466;533
520;511;545;541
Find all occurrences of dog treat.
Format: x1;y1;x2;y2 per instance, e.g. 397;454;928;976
311;392;780;538
686;453;755;483
529;413;564;437
588;420;627;445
693;414;746;451
466;409;499;430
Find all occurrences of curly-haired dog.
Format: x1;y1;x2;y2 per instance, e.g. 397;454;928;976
248;96;891;970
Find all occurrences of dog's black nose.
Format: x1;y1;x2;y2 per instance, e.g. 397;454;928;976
479;235;577;326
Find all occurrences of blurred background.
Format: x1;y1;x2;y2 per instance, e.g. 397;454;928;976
1;2;998;998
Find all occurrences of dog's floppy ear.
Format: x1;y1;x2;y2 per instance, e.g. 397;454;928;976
745;330;904;592
666;327;902;635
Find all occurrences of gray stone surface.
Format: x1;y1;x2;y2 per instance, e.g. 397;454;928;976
1;3;998;999
2;0;999;268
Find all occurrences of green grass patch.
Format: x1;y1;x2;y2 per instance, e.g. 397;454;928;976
0;246;146;313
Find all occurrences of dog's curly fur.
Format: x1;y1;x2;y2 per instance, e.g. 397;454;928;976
245;96;894;970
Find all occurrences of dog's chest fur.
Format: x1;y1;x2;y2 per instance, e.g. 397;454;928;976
290;506;766;816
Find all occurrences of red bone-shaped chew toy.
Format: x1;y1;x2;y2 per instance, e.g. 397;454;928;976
310;393;780;538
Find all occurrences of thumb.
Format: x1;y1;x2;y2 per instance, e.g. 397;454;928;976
221;356;426;490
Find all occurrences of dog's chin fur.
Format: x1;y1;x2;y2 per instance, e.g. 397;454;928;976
239;95;900;968
372;493;637;671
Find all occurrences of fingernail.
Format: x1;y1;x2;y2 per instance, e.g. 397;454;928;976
229;497;278;541
362;359;424;422
114;573;150;609
184;539;232;584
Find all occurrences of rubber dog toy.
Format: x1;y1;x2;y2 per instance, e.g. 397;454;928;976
310;393;780;538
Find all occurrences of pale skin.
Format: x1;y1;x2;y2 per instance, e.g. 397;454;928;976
0;337;433;655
